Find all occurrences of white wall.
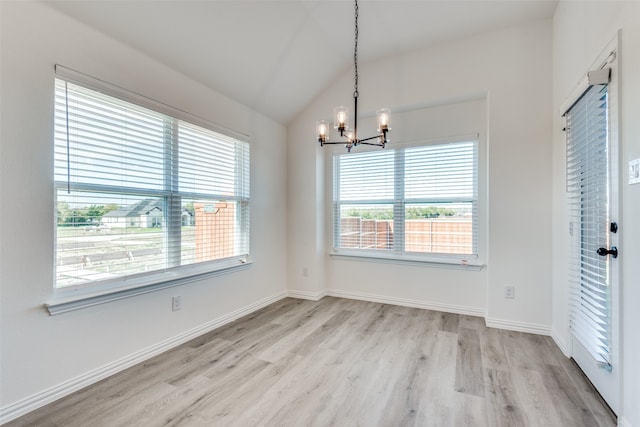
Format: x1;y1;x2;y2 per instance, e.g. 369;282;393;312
0;1;287;418
552;2;640;426
288;19;553;329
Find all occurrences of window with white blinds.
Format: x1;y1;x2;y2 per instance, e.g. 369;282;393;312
54;78;250;289
566;83;611;365
333;140;478;261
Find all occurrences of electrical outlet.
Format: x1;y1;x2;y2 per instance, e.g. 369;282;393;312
303;267;309;277
172;295;182;311
504;286;515;299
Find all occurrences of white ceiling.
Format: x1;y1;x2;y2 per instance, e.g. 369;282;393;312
45;0;558;124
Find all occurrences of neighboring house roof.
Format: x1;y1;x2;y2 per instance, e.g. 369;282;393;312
103;199;163;218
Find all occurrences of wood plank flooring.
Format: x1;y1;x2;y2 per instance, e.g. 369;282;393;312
7;297;616;426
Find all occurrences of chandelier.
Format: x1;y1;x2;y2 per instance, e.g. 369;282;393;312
316;0;390;152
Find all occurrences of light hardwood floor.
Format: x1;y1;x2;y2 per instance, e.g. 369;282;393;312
8;297;616;426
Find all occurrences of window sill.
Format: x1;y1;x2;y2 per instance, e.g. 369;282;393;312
45;260;253;316
329;251;485;271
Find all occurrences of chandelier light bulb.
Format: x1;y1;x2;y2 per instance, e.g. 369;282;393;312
316;120;329;143
345;128;354;141
318;122;328;136
377;109;391;131
334;107;349;131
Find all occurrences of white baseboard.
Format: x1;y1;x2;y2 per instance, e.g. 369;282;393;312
326;290;553;337
619;416;633;427
485;317;552;336
0;290;288;425
550;327;571;357
287;289;327;301
325;288;486;317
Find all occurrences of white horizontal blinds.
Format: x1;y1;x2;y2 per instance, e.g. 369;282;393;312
334;140;477;256
334;151;395;250
566;83;611;365
54;79;167;287
336;150;395;201
178;122;243;197
177;121;250;265
404;141;477;255
54;79;165;191
54;78;250;288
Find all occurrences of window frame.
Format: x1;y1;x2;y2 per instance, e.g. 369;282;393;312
47;66;251;314
331;137;481;268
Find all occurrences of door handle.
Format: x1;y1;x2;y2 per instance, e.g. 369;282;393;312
597;246;618;258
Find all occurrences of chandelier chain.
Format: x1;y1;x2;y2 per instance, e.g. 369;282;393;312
353;0;359;98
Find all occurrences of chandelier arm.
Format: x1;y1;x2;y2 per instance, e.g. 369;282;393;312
321;141;351;145
358;135;385;143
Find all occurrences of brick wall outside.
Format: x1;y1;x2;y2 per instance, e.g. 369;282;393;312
195;201;236;262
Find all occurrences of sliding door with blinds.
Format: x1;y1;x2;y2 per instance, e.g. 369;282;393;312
54;77;250;289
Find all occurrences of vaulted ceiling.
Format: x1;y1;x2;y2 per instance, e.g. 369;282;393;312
45;0;557;124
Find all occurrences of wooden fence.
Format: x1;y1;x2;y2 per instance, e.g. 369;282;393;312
340;217;472;254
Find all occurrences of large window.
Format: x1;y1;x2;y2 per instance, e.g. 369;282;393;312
54;76;250;289
333;140;478;262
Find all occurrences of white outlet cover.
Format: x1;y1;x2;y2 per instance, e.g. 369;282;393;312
629;158;640;185
504;286;515;299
